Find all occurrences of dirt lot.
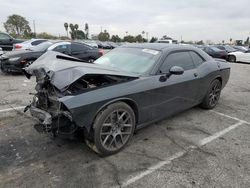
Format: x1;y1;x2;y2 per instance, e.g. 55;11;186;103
0;62;250;188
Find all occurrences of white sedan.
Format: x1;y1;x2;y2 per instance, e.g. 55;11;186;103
228;50;250;63
13;39;47;50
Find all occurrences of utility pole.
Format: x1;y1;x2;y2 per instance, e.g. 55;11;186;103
33;20;36;38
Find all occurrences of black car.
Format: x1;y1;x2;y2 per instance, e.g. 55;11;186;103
24;44;230;155
202;46;228;60
0;41;102;73
214;45;237;53
0;32;24;51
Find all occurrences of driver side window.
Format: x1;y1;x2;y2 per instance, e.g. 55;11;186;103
160;51;195;73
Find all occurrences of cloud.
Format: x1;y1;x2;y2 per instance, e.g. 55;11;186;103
0;0;249;42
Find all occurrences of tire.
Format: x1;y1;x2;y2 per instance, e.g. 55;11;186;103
200;79;222;109
86;102;135;156
228;55;236;63
88;58;95;63
24;60;34;68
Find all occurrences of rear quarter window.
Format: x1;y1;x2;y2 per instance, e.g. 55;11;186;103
189;51;205;66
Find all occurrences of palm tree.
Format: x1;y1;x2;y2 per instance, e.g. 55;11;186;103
142;31;145;41
229;38;232;44
64;23;68;37
69;23;75;39
85;23;89;39
74;24;79;30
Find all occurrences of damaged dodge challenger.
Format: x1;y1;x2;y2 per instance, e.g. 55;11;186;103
23;43;230;155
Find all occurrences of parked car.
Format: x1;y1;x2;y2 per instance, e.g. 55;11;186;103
0;41;102;73
81;40;98;49
232;46;249;53
228;50;250;63
107;41;118;49
214;45;237;53
0;32;24;51
202;46;228;60
96;41;111;49
13;39;48;50
23;43;230;155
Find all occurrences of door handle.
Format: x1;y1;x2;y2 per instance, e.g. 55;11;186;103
194;73;198;77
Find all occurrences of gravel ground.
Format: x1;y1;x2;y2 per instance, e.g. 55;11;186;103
0;62;249;188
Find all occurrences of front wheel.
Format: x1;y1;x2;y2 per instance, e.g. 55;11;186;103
24;60;34;68
228;55;236;63
87;102;136;156
200;79;222;109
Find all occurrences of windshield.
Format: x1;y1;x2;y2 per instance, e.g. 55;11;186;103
225;45;236;52
30;41;53;51
94;47;161;74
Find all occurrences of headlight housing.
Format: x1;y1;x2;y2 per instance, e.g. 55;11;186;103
9;57;20;62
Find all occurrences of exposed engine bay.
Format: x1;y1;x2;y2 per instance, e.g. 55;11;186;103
65;74;134;95
26;67;136;136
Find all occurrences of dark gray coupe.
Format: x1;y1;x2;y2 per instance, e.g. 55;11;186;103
24;43;230;155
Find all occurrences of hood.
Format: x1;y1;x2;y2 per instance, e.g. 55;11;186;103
229;51;244;55
24;51;138;90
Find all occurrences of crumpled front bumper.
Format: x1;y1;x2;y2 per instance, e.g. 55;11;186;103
29;105;52;125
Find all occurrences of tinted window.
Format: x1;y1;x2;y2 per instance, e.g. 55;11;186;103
71;43;89;53
31;40;47;46
0;33;10;40
161;51;195;73
53;44;71;54
189;51;204;66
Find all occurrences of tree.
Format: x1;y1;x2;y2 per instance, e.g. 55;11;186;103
75;30;86;39
196;40;204;45
135;34;143;43
229;38;233;44
149;37;157;43
244;37;249;45
123;35;135;43
37;32;57;39
64;23;69;37
85;23;89;39
4;14;31;37
98;30;110;41
161;35;172;40
69;23;75;39
74;24;79;30
111;35;122;42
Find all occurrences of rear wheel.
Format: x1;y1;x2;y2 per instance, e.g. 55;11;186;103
200;79;222;109
86;102;135;156
228;55;236;63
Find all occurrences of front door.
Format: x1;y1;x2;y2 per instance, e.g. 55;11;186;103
150;51;200;120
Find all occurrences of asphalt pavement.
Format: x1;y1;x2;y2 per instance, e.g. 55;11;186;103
0;62;250;188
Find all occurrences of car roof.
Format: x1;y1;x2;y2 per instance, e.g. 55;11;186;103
121;43;196;51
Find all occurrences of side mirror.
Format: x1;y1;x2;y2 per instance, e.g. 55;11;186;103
159;66;184;82
9;38;13;41
169;66;184;75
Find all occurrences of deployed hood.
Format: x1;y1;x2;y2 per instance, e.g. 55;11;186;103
24;51;138;90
